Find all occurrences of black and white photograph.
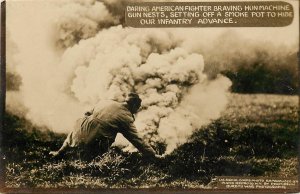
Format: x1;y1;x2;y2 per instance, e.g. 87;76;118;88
1;0;299;192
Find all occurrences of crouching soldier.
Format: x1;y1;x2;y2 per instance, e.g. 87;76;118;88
49;93;162;160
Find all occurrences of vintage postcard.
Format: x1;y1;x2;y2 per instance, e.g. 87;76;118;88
1;0;299;193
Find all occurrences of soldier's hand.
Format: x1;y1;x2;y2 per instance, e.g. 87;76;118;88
49;151;60;158
155;154;166;160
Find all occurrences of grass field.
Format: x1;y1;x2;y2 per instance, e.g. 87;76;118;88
3;94;298;189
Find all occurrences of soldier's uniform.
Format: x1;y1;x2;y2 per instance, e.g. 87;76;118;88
60;100;156;159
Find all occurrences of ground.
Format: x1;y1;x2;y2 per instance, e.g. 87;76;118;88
3;94;298;189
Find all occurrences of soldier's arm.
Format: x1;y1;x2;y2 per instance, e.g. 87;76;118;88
120;121;156;158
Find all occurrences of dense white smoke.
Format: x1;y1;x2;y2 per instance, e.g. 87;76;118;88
56;26;232;153
7;0;232;154
54;0;120;48
157;76;231;153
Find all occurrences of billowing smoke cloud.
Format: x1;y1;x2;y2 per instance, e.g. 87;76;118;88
66;26;179;104
6;0;85;131
157;76;231;153
9;0;297;154
55;26;231;152
54;0;120;48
